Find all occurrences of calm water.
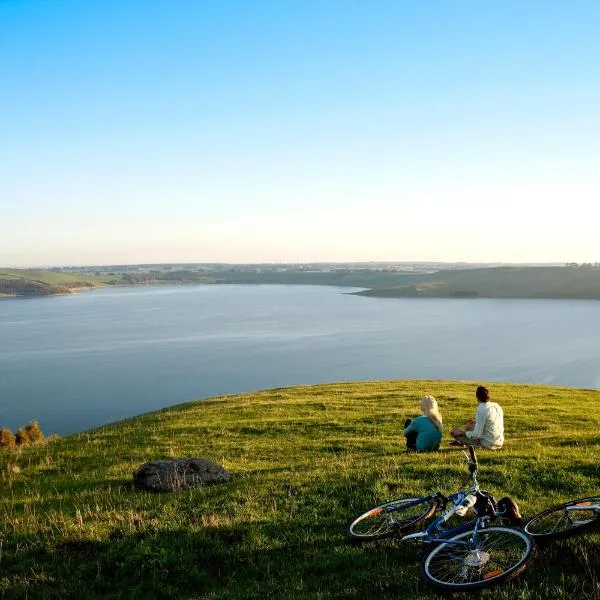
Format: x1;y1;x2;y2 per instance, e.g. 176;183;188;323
1;284;600;435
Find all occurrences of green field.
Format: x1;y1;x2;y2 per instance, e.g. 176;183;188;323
0;269;110;296
356;266;600;299
1;380;599;599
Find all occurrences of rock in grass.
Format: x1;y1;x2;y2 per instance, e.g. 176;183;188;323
133;458;231;492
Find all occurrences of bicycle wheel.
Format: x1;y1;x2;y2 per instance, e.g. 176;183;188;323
421;526;534;591
524;496;600;541
348;496;437;541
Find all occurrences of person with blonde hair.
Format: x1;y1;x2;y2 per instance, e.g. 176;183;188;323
403;395;443;452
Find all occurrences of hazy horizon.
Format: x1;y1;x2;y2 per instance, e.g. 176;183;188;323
3;259;572;270
2;1;599;266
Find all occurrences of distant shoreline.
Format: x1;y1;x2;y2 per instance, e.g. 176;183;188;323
2;264;600;300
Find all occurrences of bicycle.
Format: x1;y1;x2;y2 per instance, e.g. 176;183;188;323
348;446;534;591
524;495;600;541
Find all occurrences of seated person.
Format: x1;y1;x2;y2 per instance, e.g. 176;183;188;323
404;395;443;452
450;385;504;450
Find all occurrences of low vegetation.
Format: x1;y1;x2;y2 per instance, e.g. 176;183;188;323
0;427;17;451
1;380;598;599
0;421;45;450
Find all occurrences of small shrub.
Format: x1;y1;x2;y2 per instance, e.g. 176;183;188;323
15;427;29;446
25;420;45;443
0;428;16;450
13;421;45;447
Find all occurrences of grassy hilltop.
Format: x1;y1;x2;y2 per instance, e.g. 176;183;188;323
1;380;599;599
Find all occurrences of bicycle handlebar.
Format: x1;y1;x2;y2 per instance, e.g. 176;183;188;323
468;445;477;466
462;446;478;475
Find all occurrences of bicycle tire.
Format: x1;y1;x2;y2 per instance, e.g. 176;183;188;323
421;526;534;591
348;496;437;541
524;496;600;541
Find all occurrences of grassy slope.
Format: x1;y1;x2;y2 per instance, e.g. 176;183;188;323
0;269;109;285
357;266;600;299
1;380;599;599
0;269;110;296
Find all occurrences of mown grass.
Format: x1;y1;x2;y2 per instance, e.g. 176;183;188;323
1;380;599;599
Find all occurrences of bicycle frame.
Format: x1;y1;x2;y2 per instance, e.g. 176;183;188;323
563;500;600;526
523;495;600;543
565;501;600;513
399;448;488;548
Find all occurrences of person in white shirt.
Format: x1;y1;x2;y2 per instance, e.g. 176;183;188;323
450;386;504;450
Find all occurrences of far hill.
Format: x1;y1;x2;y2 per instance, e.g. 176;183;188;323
1;380;599;599
355;265;600;299
0;269;110;296
0;265;426;296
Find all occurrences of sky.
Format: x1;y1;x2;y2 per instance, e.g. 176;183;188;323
1;0;599;267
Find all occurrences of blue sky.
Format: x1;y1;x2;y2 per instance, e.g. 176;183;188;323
1;0;599;266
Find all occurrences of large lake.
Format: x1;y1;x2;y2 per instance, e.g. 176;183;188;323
1;284;599;435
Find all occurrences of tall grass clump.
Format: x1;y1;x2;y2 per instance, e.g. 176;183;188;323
24;420;45;443
0;427;16;450
11;420;46;447
14;426;28;446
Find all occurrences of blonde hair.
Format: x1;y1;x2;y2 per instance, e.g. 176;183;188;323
420;395;443;433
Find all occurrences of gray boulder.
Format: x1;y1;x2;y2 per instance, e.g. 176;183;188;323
133;458;231;492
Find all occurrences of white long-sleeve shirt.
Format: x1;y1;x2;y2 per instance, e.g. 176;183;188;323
465;401;504;449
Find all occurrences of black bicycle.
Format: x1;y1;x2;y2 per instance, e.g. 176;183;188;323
524;495;600;541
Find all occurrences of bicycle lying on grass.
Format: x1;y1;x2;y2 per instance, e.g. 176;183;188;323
524;495;600;541
348;446;534;591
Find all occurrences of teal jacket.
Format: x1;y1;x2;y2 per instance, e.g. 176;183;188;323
404;415;442;451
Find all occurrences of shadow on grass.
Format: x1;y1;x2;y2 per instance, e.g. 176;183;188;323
4;519;599;600
3;466;599;600
0;468;424;599
0;521;420;600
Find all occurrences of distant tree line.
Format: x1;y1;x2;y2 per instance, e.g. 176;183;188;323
119;270;214;284
565;263;600;268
